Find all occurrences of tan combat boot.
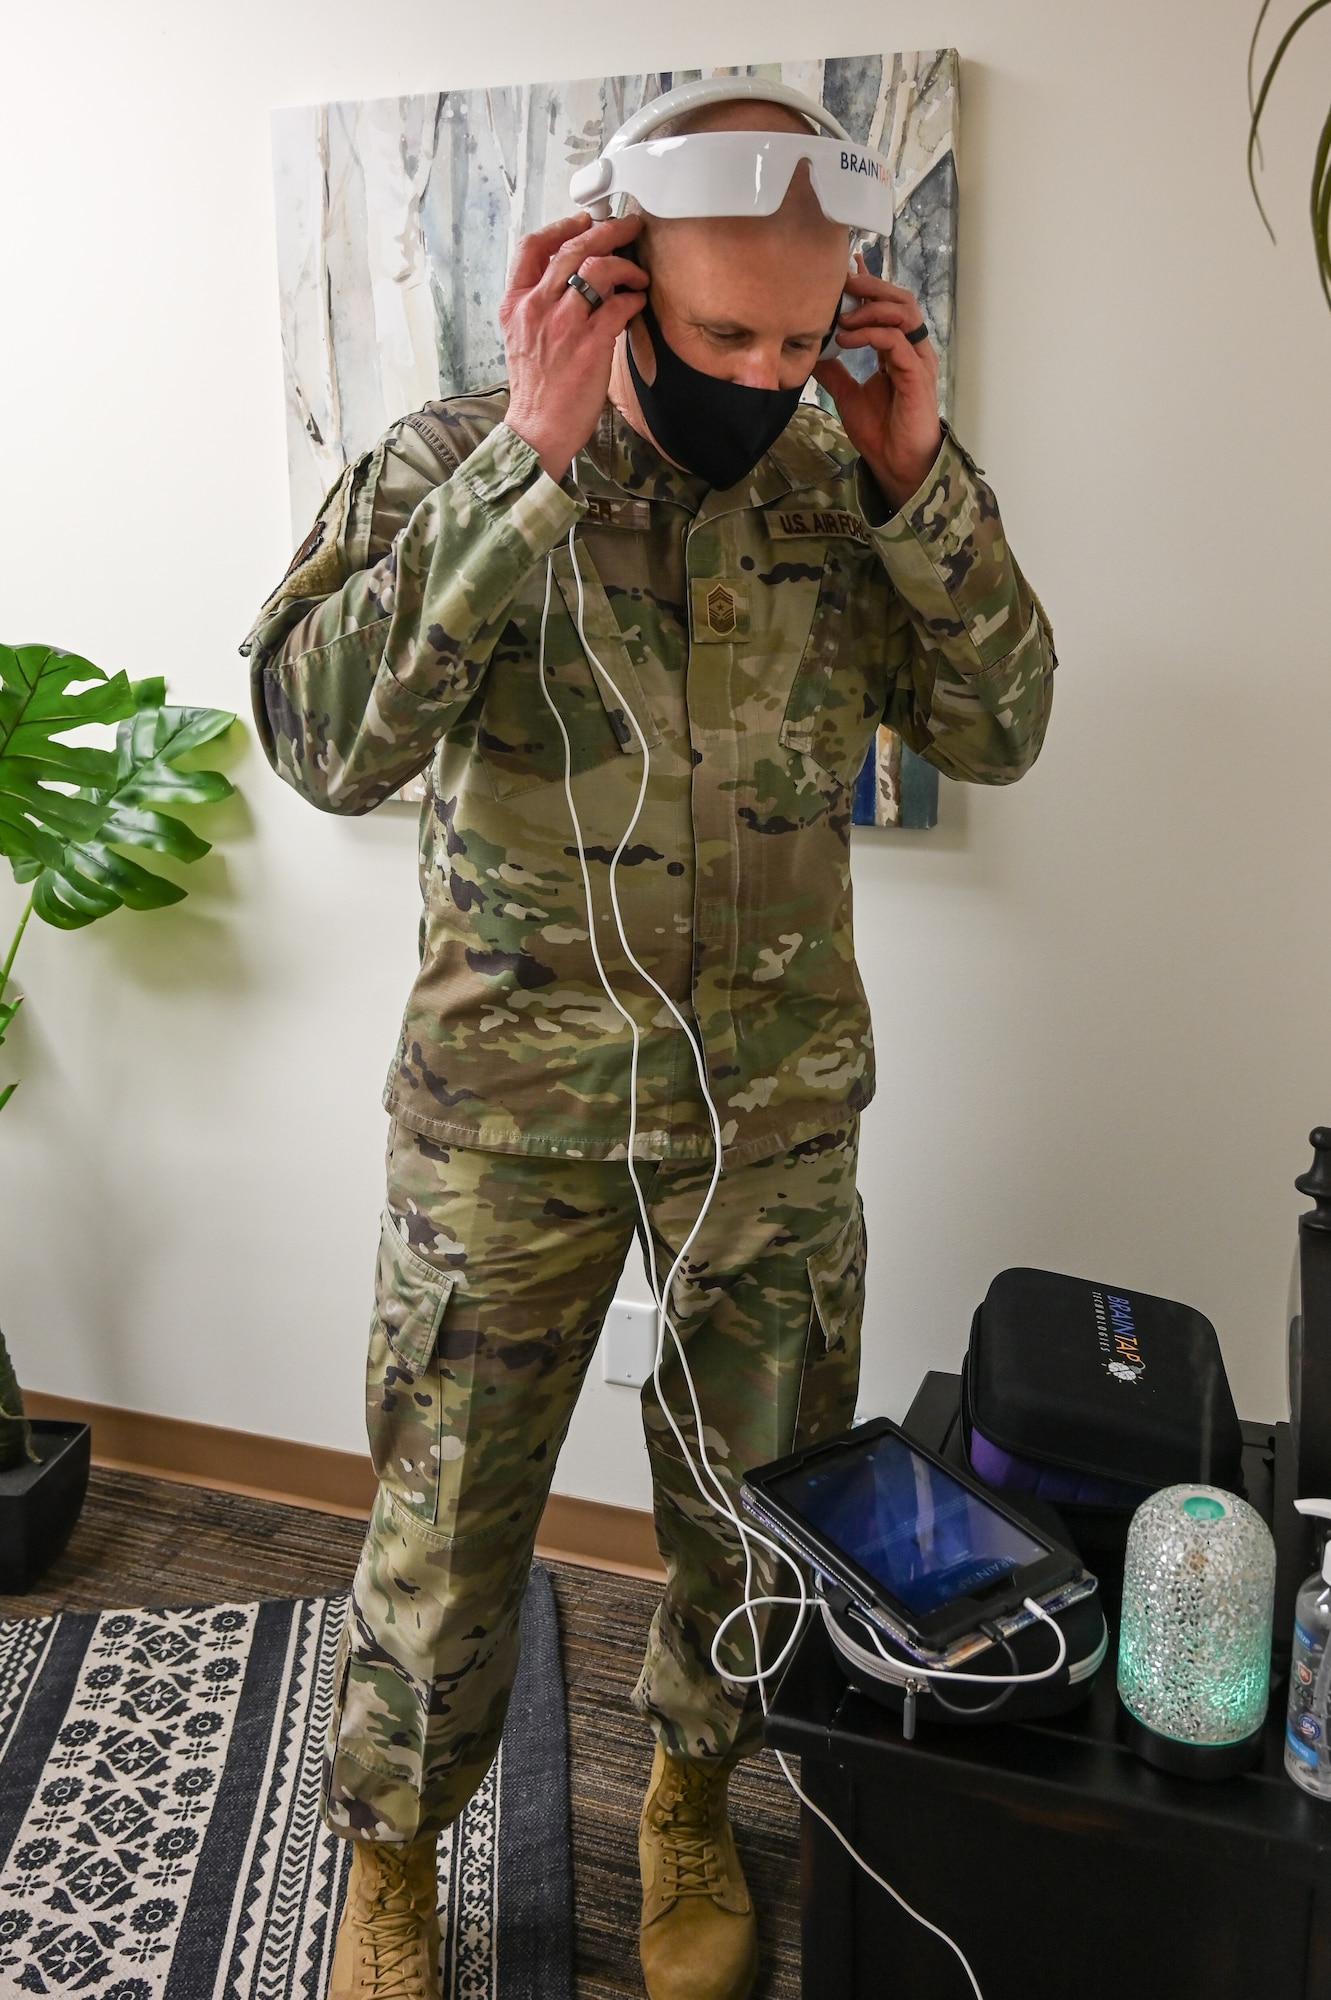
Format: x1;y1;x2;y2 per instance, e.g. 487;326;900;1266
328;1834;441;2000
638;1742;758;2000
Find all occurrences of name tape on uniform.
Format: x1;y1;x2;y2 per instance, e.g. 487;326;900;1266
583;494;653;532
764;506;869;543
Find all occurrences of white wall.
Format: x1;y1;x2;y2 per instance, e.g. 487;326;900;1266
1;0;1328;1516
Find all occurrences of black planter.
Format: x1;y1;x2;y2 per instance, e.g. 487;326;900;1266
0;1418;91;1593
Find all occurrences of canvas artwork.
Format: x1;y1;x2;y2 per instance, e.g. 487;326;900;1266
270;52;959;827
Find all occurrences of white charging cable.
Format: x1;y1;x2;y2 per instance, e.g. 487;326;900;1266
849;1596;1065;1736
712;1590;1067;1691
536;535;809;1701
536;519;1034;2000
714;1585;1066;1739
854;1595;1067;1684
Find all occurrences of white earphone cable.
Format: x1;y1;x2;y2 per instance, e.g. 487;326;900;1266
535;522;1012;1999
772;1747;984;1999
537;537;808;1698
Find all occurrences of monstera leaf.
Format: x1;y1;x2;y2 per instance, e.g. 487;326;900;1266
16;705;236;928
0;645;235;929
0;643;141;873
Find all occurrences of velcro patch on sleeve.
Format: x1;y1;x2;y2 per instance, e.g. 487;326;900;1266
764;506;868;543
284;516;326;578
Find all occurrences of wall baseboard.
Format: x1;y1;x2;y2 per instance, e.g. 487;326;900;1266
26;1391;665;1582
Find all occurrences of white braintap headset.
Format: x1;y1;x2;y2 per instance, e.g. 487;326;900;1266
568;75;896;235
569;78;895;362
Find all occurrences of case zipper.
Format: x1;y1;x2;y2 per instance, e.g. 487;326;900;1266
902;1678;922;1741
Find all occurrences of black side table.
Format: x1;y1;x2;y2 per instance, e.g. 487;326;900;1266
764;1372;1331;2000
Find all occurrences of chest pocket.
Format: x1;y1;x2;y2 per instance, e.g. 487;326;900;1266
475;540;661;800
777;547;881;792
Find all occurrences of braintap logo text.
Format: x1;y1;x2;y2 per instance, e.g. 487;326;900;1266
1093;1288;1146;1385
840;149;889;183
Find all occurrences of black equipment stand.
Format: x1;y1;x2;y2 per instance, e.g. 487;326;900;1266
763;1371;1331;2000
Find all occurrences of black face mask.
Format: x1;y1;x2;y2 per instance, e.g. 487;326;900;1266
625;295;805;491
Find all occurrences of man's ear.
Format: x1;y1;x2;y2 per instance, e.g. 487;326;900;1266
820;260;858;360
624;291;655;383
621;198;650;273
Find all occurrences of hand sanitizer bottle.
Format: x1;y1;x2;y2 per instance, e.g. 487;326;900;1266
1286;1499;1331;1796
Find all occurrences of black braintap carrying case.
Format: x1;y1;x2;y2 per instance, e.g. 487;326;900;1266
962;1267;1244;1516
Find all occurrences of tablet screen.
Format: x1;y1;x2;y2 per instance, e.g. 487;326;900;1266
767;1429;1050;1617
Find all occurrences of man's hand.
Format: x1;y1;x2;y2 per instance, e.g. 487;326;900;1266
501;213;648;483
813;259;943;510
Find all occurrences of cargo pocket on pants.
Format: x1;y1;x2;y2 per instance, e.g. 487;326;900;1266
366;1210;458;1528
795;1195;866;1447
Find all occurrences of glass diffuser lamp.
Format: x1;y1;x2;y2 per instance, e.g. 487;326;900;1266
1117;1485;1275;1779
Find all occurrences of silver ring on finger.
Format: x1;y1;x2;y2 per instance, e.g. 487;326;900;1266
565;270;604;312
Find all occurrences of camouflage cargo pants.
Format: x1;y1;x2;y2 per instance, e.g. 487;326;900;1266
322;1117;865;1843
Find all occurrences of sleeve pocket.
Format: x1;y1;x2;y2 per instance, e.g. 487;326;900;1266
375;1211;457;1377
972;603;1044;685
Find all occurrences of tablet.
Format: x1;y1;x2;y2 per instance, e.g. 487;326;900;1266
741;1417;1088;1656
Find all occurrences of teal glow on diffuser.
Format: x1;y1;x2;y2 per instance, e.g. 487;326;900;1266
1117;1485;1275;1780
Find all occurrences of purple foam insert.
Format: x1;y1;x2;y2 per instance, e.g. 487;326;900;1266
966;1422;1150;1510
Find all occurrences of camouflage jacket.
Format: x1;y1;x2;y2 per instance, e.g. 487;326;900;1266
243;390;1055;1164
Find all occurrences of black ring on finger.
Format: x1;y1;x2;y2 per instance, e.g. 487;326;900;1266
565;271;604;312
904;321;930;346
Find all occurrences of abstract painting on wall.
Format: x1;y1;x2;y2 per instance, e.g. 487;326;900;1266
270;52;959;827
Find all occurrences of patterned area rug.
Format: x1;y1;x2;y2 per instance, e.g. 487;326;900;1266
0;1564;570;2000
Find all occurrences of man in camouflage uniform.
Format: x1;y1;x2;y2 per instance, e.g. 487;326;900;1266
245;89;1054;2000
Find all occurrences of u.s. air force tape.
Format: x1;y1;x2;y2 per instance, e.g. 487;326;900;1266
763;507;869;543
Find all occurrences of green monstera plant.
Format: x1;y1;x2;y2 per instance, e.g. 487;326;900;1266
0;643;236;1472
1250;0;1331;307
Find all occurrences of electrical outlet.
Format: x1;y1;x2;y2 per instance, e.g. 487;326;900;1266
601;1299;658;1388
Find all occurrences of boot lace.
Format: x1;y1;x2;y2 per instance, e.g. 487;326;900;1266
358;1849;438;1999
653;1763;728;1900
